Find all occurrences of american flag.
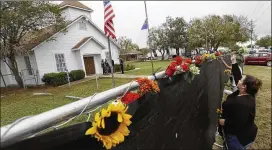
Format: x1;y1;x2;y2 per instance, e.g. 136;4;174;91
104;0;116;39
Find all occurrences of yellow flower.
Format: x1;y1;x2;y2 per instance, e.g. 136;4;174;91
224;69;231;75
85;100;132;149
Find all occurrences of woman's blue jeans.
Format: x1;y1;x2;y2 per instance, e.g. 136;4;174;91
224;134;253;150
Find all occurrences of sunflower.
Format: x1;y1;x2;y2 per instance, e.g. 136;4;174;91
85;100;132;149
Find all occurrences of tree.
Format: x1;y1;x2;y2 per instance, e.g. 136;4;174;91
0;1;66;88
117;36;139;56
188;14;252;51
148;26;170;60
139;48;149;57
164;16;188;55
255;35;271;48
188;18;206;50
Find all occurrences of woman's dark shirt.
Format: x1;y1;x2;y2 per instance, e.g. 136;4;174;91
222;90;258;146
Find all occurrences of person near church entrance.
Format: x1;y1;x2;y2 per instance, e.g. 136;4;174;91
104;59;110;74
119;58;124;74
101;59;105;75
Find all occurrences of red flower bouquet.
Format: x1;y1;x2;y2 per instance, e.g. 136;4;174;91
185;58;192;64
121;92;140;104
195;59;201;65
174;56;183;65
165;61;177;77
181;63;189;72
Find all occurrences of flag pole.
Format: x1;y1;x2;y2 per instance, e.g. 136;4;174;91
144;1;155;74
107;36;115;87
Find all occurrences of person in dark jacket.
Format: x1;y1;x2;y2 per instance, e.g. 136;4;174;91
104;59;110;74
101;59;105;75
219;75;262;149
119;58;124;74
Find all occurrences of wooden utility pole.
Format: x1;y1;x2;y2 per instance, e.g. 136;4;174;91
250;20;253;50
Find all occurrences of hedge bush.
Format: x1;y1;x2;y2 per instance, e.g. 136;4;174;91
42;70;85;86
114;64;135;72
69;70;85;81
114;65;121;72
42;72;68;86
125;64;135;71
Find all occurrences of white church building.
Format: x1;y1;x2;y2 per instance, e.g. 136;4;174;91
0;1;120;87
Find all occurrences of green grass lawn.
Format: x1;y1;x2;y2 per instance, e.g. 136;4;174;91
244;65;271;149
125;60;171;75
0;78;133;126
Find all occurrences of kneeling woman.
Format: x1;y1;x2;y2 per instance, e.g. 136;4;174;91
219;75;262;149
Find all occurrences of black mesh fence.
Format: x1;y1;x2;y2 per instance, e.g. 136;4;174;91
3;56;230;150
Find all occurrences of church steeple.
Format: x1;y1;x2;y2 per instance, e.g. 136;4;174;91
59;1;93;21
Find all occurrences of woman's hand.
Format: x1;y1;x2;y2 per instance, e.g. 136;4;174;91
219;119;225;126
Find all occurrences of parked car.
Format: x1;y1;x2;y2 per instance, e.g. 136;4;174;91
184;51;192;58
258;49;270;53
244;52;272;66
248;50;256;54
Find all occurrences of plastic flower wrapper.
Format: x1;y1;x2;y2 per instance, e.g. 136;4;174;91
175;65;183;75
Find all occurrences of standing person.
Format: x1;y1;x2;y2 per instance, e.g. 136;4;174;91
219;75;262;149
236;53;245;74
105;59;109;74
119;58;124;74
101;59;105;75
220;51;242;87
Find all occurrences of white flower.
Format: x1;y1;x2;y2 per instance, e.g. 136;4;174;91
189;64;200;75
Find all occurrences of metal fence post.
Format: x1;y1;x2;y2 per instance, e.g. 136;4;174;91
66;69;70;88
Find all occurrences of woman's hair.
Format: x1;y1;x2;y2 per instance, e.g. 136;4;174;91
243;75;262;97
